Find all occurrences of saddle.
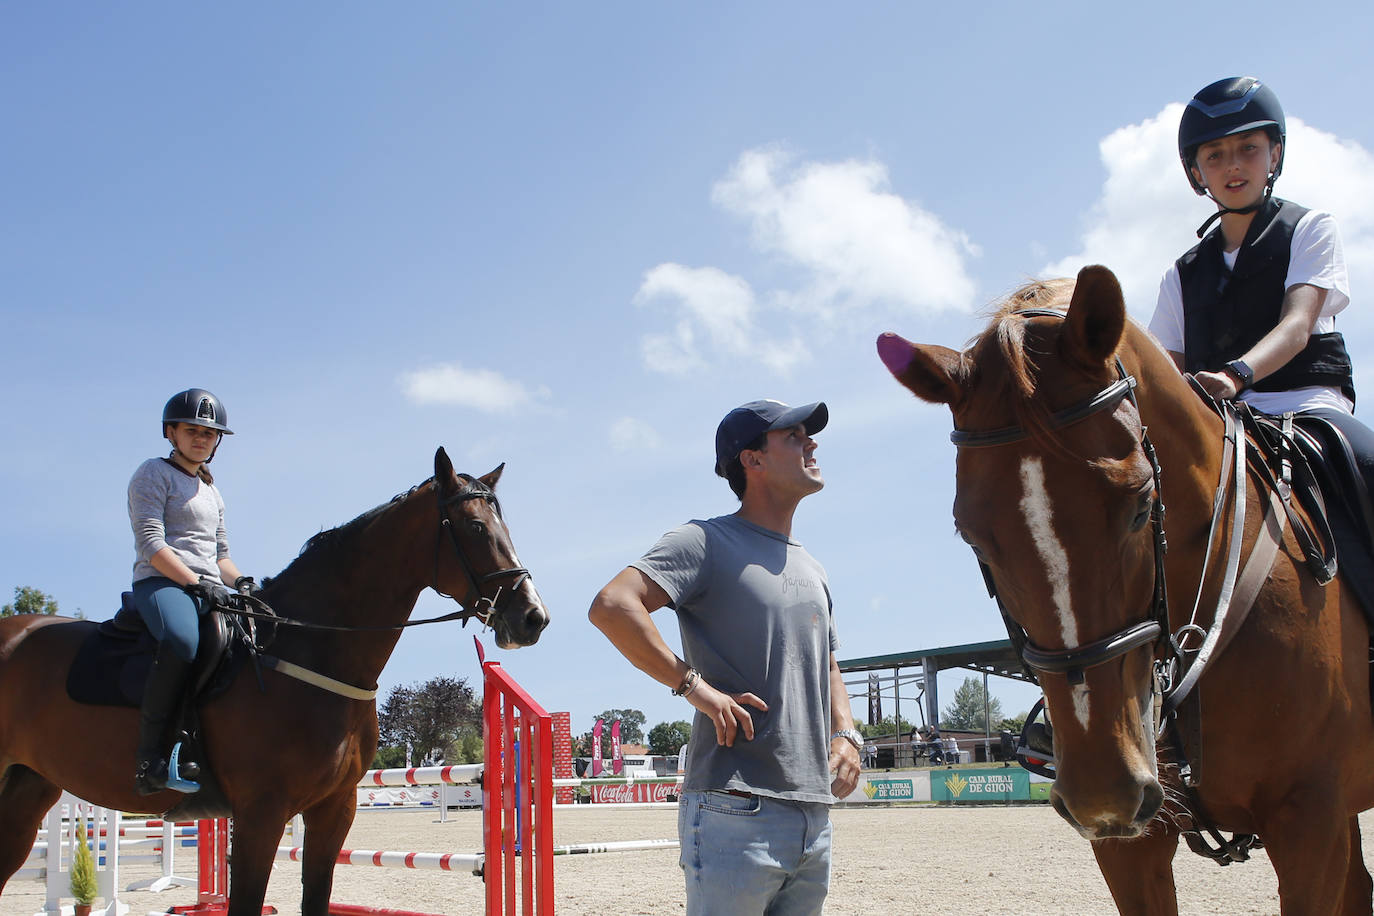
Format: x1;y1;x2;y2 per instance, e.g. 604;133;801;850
1243;406;1374;620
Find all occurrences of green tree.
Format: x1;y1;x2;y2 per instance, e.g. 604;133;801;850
940;676;1004;732
647;720;691;756
859;714;919;739
376;675;480;766
998;714;1027;735
590;708;646;755
2;586;59;617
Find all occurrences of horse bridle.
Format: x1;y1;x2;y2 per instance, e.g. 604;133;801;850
433;474;532;628
953;309;1170;686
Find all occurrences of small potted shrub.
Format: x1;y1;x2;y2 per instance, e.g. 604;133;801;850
69;825;97;916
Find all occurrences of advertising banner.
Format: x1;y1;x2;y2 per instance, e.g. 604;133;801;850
589;782;679;804
611;720;623;776
836;772;931;804
592;718;603;777
929;768;1030;802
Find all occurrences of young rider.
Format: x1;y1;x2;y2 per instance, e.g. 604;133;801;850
1148;76;1374;499
128;388;251;795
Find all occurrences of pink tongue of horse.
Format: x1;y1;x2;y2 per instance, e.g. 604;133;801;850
876;333;914;376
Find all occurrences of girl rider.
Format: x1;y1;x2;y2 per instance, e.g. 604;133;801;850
128;388;252;795
1148;77;1374;503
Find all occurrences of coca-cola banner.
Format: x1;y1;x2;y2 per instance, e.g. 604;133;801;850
589;782;679;804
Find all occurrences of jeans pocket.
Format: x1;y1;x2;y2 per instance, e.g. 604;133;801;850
699;790;762;815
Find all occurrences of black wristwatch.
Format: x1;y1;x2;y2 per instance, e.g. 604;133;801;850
1224;359;1254;392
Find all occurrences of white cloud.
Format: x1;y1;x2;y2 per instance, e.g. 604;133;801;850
400;363;549;412
635;263;810;376
608;417;662;453
1047;105;1374;330
635;146;979;377
712;147;979;316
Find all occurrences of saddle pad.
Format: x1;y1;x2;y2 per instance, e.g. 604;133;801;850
66;623;155;707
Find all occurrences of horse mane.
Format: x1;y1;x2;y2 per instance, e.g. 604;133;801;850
261;474;499;589
965;277;1077;446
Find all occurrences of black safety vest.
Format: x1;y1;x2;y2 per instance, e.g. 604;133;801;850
1178;197;1355;405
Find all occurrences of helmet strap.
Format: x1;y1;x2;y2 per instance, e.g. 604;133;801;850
1194;175;1276;239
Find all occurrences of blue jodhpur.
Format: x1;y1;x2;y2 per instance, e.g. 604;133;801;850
132;577;204;663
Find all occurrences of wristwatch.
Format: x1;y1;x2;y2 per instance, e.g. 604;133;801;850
1224;359;1255;392
829;728;864;750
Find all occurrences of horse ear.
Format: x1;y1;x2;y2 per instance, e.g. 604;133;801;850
479;463;506;490
877;333;966;408
1063;265;1126;369
435;447;455;486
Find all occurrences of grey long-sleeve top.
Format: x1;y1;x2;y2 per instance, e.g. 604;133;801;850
128;457;229;584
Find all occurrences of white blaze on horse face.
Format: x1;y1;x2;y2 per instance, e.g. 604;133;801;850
1018;457;1091;730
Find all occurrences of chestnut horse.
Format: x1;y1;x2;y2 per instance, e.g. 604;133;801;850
879;266;1374;914
0;447;548;916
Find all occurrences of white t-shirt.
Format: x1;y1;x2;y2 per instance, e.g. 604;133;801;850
1149;209;1352;415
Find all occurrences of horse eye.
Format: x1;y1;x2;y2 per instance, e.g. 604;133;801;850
1129;488;1154;532
467;519;488;535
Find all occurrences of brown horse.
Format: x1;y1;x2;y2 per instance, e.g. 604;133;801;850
0;447;548;916
878;266;1374;914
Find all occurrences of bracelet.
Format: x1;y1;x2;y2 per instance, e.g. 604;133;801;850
672;668;700;697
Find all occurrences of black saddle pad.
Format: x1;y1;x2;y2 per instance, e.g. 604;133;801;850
67;621;157;707
66;601;241;708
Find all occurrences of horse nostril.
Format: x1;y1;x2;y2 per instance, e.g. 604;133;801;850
526;607;549;632
1137;779;1164;824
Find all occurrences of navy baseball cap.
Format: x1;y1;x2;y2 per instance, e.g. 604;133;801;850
714;400;828;476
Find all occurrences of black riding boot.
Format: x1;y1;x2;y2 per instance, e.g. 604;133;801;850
134;643;193;796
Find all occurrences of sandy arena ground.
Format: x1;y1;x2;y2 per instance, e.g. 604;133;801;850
7;804;1374;916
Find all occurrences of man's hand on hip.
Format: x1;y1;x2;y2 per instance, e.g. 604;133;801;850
688;680;768;747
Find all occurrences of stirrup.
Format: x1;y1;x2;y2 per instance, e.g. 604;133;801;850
165;741;200;794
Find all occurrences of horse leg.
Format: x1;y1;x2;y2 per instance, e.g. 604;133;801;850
1090;827;1181;916
0;765;62;894
1261;792;1355;915
299;789;359;916
1338;815;1372;915
224;811;284;916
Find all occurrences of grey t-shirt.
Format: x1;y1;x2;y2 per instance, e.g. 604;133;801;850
632;514;838;803
128;457;230;584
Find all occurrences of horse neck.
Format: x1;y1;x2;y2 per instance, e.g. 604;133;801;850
263;484;438;687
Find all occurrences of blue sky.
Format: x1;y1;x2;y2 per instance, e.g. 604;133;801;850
6;2;1374;744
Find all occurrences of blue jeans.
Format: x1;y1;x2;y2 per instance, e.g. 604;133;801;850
678;790;832;916
132;577;204;663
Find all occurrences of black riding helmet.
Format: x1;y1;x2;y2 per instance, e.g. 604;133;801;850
162;388;233;435
1178;76;1286;195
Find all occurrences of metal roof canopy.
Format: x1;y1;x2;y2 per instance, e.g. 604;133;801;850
837;638;1032;742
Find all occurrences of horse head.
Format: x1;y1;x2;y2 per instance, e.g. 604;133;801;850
879;266;1174;840
433;447;549;648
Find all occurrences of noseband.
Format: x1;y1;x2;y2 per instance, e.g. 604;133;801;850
434;475;532;628
954;310;1169;685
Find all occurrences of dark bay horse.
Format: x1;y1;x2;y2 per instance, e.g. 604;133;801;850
878;266;1374;914
0;447;548;916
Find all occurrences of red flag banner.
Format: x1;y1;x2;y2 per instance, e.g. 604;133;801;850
592;718;604;777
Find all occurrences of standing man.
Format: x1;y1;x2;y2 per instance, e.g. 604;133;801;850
589;399;861;916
